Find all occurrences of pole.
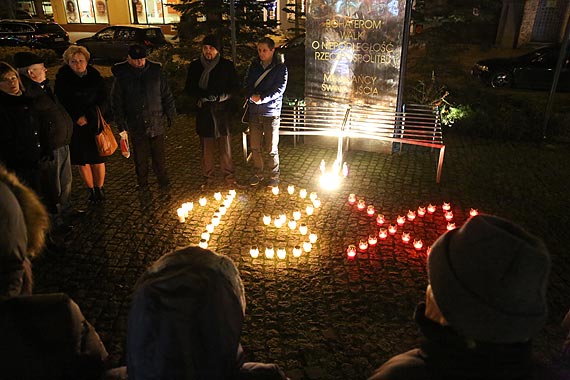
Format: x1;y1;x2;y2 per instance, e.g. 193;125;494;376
230;0;237;64
542;12;570;139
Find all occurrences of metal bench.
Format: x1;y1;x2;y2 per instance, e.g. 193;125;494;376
242;102;445;183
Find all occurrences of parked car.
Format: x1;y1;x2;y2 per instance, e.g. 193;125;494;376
0;19;71;53
76;25;171;62
471;44;570;91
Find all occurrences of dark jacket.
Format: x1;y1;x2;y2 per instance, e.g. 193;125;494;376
127;247;287;380
368;303;562;380
21;76;73;153
0;91;42;172
185;55;239;137
111;60;176;138
244;55;288;117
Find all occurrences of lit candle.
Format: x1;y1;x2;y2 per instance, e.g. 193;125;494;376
265;245;275;259
367;205;375;216
401;232;411;243
342;162;348;177
397;216;406;226
407;210;416;221
379;228;388;239
303;241;312;252
206;223;214;233
213;209;221;218
309;233;318;243
222;198;232;208
388;224;397;235
368;234;378;245
278;214;286;222
310;192;318;201
287;185;295;195
427;204;436;214
176;208;185;223
357;199;366;210
292;245;302;257
287;220;297;230
299;189;307;199
447;222;456;231
262;215;271;225
201;231;210;241
347;244;357;258
214;192;222;201
199;197;207;206
271;186;279;195
219;205;227;215
348;193;356;204
299;223;308;235
198;239;208;249
444;211;453;221
212;215;220;226
306;205;314;216
470;208;479;217
228;189;236;197
442;202;451;211
376;214;385;225
182;202;193;216
413;239;423;250
293;210;301;221
274;218;283;228
277;247;287;259
358;239;368;251
417;206;426;217
250;245;259;258
312;199;321;208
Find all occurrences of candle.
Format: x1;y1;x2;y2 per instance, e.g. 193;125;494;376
413;239;423;250
199;197;207;206
306;205;314;215
342;162;348;177
198;239;208;249
444;211;453;221
358;239;368;251
312;198;321;208
277;247;287;259
219;205;227;215
407;210;416;221
212;215;220;226
262;215;271;225
250;245;259;258
214;192;222;201
292;245;302;257
309;233;318;243
274;218;283;228
347;244;357;258
388;224;397;235
278;214;286;222
206;223;214;233
397;216;406;226
442;202;451;211
176;208;185;223
427;204;436;214
201;231;210;241
417;206;426;217
182;202;193;216
376;214;385;225
470;208;479;217
367;205;375;216
228;189;236;197
288;220;297;230
348;193;356;204
299;223;308;235
447;222;456;231
287;185;295;195
299;189;307;199
368;234;378;245
357;199;366;210
265;245;275;259
320;159;326;173
310;192;318;201
271;186;279;195
293;210;301;221
303;241;312;252
379;228;388;239
401;232;411;243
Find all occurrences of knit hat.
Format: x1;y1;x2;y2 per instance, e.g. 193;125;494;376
128;44;147;59
13;52;44;68
428;214;550;343
202;34;221;51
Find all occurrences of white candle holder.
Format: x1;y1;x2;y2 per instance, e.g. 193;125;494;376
271;186;279;195
299;188;307;199
263;215;271;226
177;208;185;223
288;220;297;230
265;245;275;259
206;223;214;233
250;245;259;258
309;233;318;243
417;206;426;217
306;205;314;216
277;247;287;259
201;231;210;241
292;245;302;258
303;241;312;252
199;197;207;206
198;239;208;249
293;210;301;221
287;185;295;194
299;223;308;235
214;192;222;201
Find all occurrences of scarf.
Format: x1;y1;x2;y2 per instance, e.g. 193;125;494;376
199;53;220;90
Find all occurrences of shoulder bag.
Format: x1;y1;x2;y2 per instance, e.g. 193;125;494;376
241;65;276;124
95;107;118;157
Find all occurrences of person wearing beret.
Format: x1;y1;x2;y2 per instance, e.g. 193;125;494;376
368;214;563;380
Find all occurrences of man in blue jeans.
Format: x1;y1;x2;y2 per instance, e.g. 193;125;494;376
244;37;288;187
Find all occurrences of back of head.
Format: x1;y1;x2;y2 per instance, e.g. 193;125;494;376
428;214;550;343
127;247;246;379
0;165;49;298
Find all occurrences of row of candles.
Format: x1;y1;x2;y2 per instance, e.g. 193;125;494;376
249;233;318;259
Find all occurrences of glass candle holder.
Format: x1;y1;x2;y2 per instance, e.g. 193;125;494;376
367;205;375;216
288;220;297;230
348;193;356;204
212;215;220;226
417;206;426;217
306;205;314;216
413;239;423;250
273;218;283;228
278;214;286;222
309;233;318;243
292;245;302;258
271;186;279;195
262;215;271;226
388;224;397;235
228;189;237;197
199;197;207;206
299;223;308;235
407;210;416;221
358;239;368;251
444;211;454;221
427;204;436;214
177;208;185;223
310;192;318;201
214;192;222;201
376;214;385;226
470;208;479;217
206;223;214;233
277;247;287;259
293;210;301;221
201;231;210;241
219;205;227;215
397;216;406;226
287;185;295;195
442;202;451;211
447;222;456;231
357;199;366;210
299;189;307;199
250;245;259;258
303;241;312;252
265;245;275;259
198;239;208;249
347;244;357;258
401;232;411;243
379;228;388;239
368;234;378;245
312;199;321;208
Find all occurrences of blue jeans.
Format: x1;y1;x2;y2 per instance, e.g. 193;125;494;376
249;115;280;179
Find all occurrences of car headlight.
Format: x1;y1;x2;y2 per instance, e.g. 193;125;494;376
475;63;489;72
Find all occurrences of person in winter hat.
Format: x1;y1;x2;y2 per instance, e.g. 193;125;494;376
127;246;289;380
368;214;559;380
0;164;111;380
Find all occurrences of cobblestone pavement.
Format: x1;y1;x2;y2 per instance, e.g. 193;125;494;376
33;116;570;379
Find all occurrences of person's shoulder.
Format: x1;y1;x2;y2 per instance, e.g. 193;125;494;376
111;61;129;76
87;65;102;77
368;349;427;380
147;60;162;69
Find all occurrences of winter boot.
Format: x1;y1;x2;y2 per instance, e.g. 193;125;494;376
87;188;96;204
94;187;106;203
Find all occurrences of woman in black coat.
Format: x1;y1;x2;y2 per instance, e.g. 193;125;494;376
55;46;108;203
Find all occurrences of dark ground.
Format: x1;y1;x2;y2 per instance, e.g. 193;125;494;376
32;113;570;379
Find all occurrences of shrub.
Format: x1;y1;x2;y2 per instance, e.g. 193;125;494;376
0;46;60;67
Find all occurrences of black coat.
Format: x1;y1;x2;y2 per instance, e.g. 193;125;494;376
185;56;239;137
55;65;108;165
111;60;176;138
22;76;73;153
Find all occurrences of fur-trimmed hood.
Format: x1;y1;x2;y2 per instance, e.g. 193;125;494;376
0;164;49;298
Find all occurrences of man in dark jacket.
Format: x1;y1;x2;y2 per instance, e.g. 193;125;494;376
14;52;75;229
368;215;559;380
185;34;239;189
243;37;288;187
111;45;176;190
